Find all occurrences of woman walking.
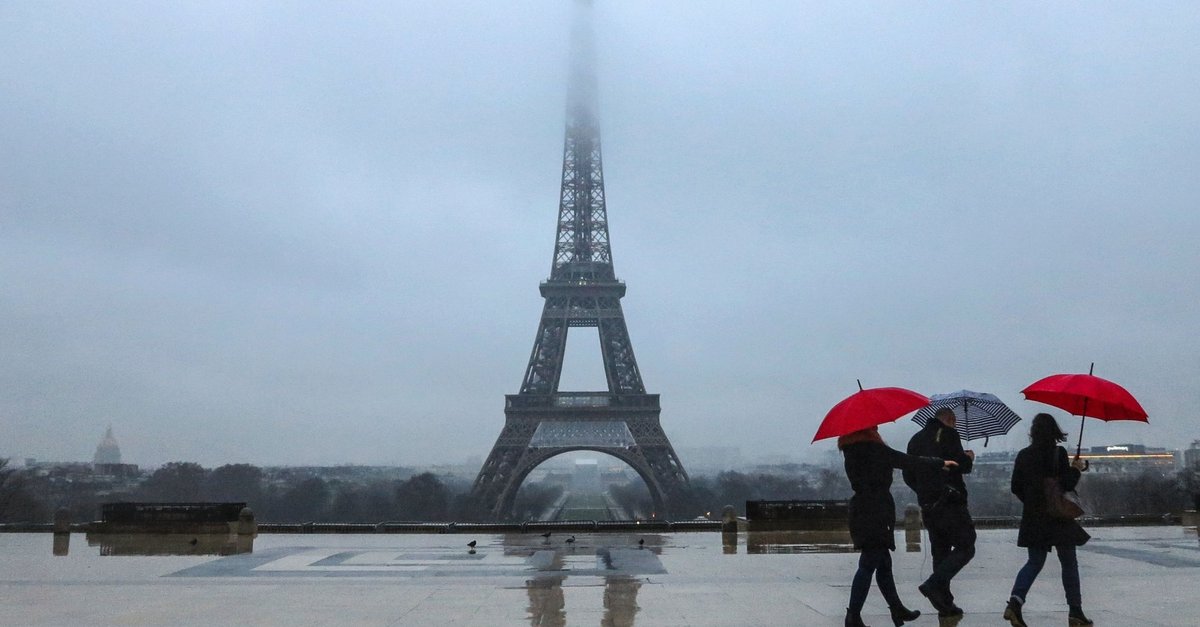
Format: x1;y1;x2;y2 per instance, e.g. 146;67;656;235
839;426;957;627
1003;413;1092;626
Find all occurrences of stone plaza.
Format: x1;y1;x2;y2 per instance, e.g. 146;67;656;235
2;525;1197;625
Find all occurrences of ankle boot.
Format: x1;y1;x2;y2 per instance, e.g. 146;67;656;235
918;581;951;612
888;604;920;626
1002;597;1027;627
844;608;870;627
1068;605;1093;626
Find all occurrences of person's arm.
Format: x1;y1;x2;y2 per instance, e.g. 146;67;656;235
881;443;953;473
1010;451;1026;502
941;427;974;474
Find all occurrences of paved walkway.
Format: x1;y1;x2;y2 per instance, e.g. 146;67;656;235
2;526;1197;625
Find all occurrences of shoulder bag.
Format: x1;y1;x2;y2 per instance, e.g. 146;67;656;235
1042;448;1084;520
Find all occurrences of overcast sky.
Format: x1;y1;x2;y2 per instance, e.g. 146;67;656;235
2;1;1198;469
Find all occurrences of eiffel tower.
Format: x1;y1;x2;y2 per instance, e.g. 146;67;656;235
471;2;690;520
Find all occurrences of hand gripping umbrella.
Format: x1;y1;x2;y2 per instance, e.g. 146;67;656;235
912;390;1022;447
812;380;931;443
1021;363;1148;459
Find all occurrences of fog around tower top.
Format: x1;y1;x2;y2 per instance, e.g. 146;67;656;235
2;1;1198;466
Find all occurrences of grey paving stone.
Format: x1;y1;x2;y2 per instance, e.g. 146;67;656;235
1;526;1197;626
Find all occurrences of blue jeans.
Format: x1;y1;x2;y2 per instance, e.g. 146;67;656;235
1010;545;1081;607
849;548;902;613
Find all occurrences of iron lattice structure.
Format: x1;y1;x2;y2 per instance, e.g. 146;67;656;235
471;3;690;520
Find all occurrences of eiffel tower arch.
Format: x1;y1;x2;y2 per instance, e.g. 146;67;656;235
471;2;690;520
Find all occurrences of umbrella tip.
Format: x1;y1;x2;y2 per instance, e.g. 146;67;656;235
856;379;863;391
1089;362;1095;375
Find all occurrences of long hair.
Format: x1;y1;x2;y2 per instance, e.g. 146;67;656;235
1028;412;1067;447
837;427;883;450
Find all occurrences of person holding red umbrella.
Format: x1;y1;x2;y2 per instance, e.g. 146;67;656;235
838;426;959;627
1003;413;1092;627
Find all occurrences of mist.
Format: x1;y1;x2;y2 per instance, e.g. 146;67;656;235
2;1;1198;467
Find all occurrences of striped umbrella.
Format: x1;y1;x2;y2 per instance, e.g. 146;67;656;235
912;390;1022;446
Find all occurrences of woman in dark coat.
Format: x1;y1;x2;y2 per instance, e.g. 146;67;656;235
839;427;956;627
1003;413;1092;627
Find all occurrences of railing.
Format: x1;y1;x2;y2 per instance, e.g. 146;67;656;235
506;393;660;410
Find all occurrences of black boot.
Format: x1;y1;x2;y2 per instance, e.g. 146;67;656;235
888;604;920;626
1002;597;1027;627
918;581;951;613
1068;605;1094;626
938;585;963;617
844;608;870;627
939;599;963;617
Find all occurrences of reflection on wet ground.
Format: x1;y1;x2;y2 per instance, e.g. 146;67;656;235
507;534;646;627
522;567;641;626
7;527;1200;625
52;532;253;556
724;530;856;554
937;613;964;627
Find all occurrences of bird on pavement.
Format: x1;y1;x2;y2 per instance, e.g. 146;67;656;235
565;535;575;545
467;540;477;548
638;538;645;548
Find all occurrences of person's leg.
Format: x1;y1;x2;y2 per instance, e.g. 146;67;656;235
1010;546;1049;604
849;549;884;613
873;549;903;607
1056;544;1082;608
942;509;977;589
924;507;950;571
926;506;976;593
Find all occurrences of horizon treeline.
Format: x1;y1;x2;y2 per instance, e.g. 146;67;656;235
1;458;1197;525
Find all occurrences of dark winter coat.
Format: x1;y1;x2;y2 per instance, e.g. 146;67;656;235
842;441;944;550
903;419;975;507
1010;443;1091;548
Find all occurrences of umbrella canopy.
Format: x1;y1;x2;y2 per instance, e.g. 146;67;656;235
1021;374;1148;422
912;390;1022;445
812;382;930;443
1022;363;1148;457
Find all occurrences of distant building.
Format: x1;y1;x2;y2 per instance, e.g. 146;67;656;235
93;426;122;466
972;443;1181;477
1078;444;1178;475
571;459;602;491
972;450;1019;480
1183;440;1200;469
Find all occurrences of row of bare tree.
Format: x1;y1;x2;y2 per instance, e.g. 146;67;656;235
3;457;1197;524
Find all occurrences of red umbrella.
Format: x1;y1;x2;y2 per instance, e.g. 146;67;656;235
1022;363;1148;458
812;380;931;443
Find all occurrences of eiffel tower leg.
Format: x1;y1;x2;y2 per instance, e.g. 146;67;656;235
470;419;540;520
520;309;567;395
639;446;693;518
597;309;645;395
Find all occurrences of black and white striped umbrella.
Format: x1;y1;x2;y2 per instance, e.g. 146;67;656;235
912;390;1022;446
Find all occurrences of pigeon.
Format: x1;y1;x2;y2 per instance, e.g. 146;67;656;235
541;531;552;539
637;538;645;548
467;540;477;548
565;535;575;545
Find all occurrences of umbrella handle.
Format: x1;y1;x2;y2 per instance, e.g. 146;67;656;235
1073;362;1095;460
1075;396;1090;460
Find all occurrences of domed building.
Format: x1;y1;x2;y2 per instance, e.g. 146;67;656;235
93;426;122;466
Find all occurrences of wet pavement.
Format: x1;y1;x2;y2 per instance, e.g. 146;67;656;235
2;525;1197;625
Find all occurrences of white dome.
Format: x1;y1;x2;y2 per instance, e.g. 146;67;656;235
93;426;122;465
